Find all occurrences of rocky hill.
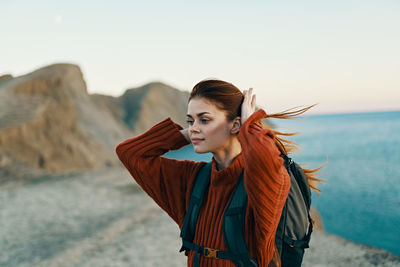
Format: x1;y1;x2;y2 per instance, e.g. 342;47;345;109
0;64;190;181
119;82;190;135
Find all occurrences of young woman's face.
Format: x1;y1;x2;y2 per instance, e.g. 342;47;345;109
186;97;237;154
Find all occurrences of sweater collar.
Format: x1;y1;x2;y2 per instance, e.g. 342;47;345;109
210;152;244;187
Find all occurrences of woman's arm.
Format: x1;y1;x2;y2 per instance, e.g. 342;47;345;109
115;117;204;227
237;108;291;266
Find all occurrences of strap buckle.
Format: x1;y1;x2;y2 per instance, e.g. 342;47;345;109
204;247;218;258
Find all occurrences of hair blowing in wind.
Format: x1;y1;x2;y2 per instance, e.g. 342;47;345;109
189;79;324;193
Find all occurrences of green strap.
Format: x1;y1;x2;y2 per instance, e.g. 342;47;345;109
179;164;258;267
222;169;258;266
180;162;212;247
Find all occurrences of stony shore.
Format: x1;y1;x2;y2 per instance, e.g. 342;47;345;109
1;168;399;267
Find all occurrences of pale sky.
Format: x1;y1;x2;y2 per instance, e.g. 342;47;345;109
1;0;399;114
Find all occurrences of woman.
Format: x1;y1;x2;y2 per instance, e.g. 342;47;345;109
115;79;321;266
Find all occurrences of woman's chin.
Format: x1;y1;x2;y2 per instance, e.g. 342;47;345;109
193;145;208;154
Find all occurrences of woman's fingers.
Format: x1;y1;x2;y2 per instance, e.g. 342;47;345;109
244;88;252;100
247;88;255;106
241;87;256;124
243;88;255;105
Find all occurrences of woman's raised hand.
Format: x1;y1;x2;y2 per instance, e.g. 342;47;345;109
241;88;256;125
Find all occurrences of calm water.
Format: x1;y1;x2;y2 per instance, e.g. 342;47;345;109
165;110;400;256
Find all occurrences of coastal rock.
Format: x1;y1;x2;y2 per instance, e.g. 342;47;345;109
0;64;129;179
0;64;193;181
119;81;190;135
0;74;12;82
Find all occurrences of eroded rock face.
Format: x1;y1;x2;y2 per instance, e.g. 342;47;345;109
0;64;193;180
0;74;12;82
120;82;190;135
0;64;125;178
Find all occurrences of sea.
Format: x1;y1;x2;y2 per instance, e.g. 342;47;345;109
164;110;400;256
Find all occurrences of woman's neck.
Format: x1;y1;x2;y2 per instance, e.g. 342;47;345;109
212;137;242;170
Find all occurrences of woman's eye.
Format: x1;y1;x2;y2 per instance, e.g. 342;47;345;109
186;119;208;125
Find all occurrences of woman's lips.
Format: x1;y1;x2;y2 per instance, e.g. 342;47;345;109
191;138;204;144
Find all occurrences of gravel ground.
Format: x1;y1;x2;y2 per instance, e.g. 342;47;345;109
1;168;399;267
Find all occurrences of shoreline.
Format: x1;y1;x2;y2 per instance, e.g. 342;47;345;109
304;230;400;267
1;167;399;266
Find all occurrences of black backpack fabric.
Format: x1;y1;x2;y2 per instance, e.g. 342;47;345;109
179;153;313;267
276;153;313;267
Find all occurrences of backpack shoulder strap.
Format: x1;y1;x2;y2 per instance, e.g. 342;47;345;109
180;164;258;266
290;161;311;210
223;169;258;266
223;169;248;252
180;162;212;251
280;153;311;209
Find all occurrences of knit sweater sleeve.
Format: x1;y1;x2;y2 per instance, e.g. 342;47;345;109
115;118;204;227
237;109;291;266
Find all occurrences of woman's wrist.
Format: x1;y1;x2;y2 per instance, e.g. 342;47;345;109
180;128;190;142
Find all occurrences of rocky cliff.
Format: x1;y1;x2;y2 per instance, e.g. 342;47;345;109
0;64;190;180
120;82;190;135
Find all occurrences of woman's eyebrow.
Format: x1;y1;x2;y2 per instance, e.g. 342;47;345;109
186;112;210;118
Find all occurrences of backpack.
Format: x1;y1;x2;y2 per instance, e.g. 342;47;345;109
179;153;313;267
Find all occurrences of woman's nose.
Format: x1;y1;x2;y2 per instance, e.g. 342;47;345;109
190;122;200;133
190;127;199;133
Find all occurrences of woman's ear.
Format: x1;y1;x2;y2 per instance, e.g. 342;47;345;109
230;117;242;135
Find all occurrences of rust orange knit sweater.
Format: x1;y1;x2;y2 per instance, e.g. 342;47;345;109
115;109;291;267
